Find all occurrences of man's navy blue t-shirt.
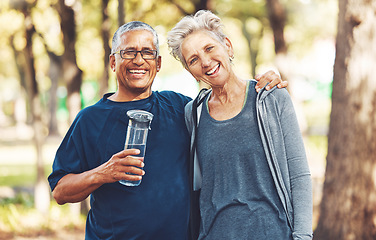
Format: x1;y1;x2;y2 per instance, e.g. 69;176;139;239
48;91;192;240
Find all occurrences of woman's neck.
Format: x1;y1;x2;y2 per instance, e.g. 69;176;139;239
208;77;248;121
210;76;246;105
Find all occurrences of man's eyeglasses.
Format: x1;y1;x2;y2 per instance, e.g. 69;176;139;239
113;50;158;60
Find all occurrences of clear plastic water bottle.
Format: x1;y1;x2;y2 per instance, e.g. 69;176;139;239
119;110;153;186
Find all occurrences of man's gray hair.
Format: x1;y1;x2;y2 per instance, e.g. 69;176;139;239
167;10;227;69
111;21;159;56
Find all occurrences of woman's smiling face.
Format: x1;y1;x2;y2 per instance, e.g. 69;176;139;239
181;30;234;87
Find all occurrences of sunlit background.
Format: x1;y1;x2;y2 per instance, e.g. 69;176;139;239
0;0;335;239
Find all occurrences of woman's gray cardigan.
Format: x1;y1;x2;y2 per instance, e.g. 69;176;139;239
185;84;313;240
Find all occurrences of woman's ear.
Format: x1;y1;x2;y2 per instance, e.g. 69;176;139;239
224;37;234;59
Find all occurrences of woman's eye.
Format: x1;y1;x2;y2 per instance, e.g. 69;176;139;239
207;46;214;51
189;57;198;65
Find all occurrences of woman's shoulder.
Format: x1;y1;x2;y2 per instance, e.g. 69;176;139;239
270;87;290;98
259;85;290;102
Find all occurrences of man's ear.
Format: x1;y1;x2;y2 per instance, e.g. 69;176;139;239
109;54;116;72
156;55;162;72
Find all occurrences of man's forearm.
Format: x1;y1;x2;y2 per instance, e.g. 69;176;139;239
52;149;144;204
52;170;103;205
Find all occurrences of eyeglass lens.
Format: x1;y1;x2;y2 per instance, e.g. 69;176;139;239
121;50;156;59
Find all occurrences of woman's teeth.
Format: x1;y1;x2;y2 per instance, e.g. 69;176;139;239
206;64;219;75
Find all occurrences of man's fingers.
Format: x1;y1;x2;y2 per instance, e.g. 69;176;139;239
121;156;144;167
116;163;145;182
105;151;145;183
116;168;144;182
117;148;140;157
266;77;282;90
260;70;275;79
123;165;145;176
277;81;288;89
124;174;143;181
254;70;283;92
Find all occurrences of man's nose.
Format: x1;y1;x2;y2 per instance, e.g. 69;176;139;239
132;52;145;64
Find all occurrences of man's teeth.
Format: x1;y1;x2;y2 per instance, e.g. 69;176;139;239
206;64;219;75
129;69;146;74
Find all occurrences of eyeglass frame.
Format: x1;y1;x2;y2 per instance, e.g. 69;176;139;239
112;49;158;60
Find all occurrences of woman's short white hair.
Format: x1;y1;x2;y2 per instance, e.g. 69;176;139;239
167;10;227;69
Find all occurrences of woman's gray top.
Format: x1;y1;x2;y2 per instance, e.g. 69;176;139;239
185;80;313;240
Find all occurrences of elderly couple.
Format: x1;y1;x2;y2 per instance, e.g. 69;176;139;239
48;10;312;240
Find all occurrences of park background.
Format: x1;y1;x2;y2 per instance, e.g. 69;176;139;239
1;0;375;239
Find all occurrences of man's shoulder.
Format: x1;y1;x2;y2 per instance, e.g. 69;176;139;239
155;90;191;99
154;90;192;105
74;98;111;122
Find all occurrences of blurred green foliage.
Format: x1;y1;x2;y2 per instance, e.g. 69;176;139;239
0;192;34;207
0;164;51;187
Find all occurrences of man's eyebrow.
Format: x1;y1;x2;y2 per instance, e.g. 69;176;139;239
141;47;154;50
123;46;154;50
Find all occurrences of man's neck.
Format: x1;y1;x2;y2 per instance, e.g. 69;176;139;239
108;89;152;102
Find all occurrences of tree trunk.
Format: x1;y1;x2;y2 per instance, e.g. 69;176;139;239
22;6;50;215
47;52;61;136
265;0;307;134
57;0;83;124
10;35;30;124
314;0;376;239
118;0;125;26
265;0;287;54
57;0;87;215
99;0;111;97
265;0;288;81
170;0;213;15
240;19;262;77
32;30;62;136
193;0;213;11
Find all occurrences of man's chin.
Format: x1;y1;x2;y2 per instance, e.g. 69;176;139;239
119;78;154;95
130;85;152;95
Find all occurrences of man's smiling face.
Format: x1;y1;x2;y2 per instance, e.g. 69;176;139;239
110;30;161;99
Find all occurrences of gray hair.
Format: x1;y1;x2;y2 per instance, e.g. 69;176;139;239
167;10;227;69
111;21;159;56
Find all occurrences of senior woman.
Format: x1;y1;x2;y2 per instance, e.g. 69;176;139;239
167;10;312;240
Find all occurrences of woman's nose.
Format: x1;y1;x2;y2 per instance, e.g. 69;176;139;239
201;55;211;67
